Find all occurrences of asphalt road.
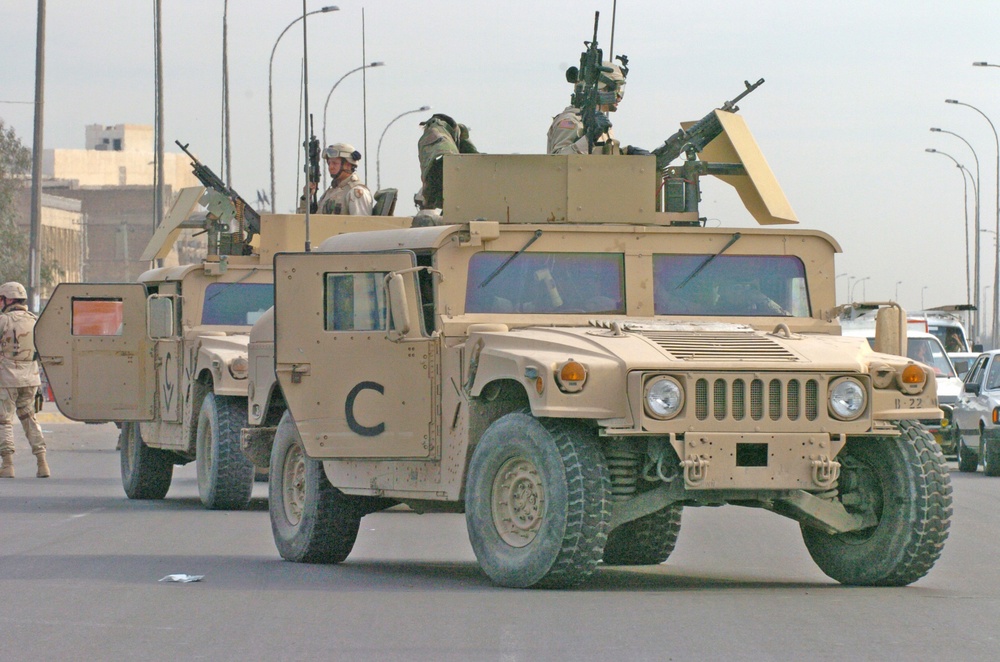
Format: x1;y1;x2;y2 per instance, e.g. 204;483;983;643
1;421;998;661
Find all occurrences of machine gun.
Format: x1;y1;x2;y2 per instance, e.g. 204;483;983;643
652;78;765;172
175;140;261;253
566;11;626;153
304;115;321;212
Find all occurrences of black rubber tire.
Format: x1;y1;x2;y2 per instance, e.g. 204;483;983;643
801;420;952;586
119;422;173;500
602;504;682;566
957;432;980;473
269;411;362;564
464;413;611;588
196;393;254;510
983;429;1000;477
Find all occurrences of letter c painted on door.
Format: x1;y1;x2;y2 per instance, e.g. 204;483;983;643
345;381;385;437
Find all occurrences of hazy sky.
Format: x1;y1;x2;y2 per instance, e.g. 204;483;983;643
2;0;999;316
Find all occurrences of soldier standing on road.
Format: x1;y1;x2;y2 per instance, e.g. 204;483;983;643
299;143;374;216
0;281;49;478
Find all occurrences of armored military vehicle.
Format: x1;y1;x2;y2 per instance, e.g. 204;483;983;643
243;105;952;588
35;184;406;510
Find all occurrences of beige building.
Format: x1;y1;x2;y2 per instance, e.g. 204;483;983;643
12;192;84;300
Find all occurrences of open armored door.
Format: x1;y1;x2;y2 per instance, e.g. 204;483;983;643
35;283;155;421
274;251;434;459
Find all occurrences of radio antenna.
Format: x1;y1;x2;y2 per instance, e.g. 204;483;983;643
609;0;618;58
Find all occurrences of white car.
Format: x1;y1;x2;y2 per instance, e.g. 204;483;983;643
953;349;1000;475
949;351;981;381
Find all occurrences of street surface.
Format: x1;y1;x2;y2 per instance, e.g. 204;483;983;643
1;420;998;661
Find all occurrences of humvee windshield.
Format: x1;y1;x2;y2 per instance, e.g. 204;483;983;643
654;254;810;317
466;252;625;314
202;282;273;326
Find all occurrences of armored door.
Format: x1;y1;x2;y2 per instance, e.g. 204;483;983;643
274;251;435;459
35;283;155;421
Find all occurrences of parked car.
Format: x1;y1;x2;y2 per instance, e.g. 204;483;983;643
949;351;981;381
953;349;1000;475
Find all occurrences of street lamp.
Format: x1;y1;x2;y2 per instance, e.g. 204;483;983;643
835;272;848;303
376;105;430;191
930;128;981;337
895;280;902;302
851;276;870;301
321;62;385;186
268;5;339;213
925;148;977;328
946;97;1000;348
922;285;929;310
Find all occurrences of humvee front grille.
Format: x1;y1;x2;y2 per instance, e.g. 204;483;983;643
639;331;798;362
694;376;820;423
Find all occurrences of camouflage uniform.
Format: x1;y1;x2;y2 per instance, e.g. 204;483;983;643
547;106;616;155
0;302;46;458
315;173;374;216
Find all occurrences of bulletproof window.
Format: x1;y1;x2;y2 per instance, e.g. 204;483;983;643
654;254;810;317
201;282;273;326
71;298;124;336
324;272;387;331
465;252;624;314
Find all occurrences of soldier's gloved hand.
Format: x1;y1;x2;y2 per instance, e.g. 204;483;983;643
625;145;650;156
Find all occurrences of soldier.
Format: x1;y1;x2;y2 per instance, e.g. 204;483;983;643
0;281;49;478
301;143;374;215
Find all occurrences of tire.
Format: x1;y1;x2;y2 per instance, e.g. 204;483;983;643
602;504;682;566
195;393;254;510
119;422;173;500
464;413;611;588
957;432;980;473
801;420;952;586
268;411;362;564
983;429;1000;477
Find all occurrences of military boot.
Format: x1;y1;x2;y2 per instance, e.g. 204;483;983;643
0;453;14;478
35;451;50;478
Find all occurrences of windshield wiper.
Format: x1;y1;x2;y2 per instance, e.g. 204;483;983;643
205;268;260;303
675;232;742;290
477;229;543;289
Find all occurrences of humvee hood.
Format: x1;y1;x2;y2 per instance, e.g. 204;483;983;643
474;320;875;373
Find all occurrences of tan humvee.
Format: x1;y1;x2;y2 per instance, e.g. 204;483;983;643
35;187;407;510
247;114;951;588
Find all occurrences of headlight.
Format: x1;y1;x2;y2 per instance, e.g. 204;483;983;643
228;356;249;380
645;376;684;420
829;377;866;420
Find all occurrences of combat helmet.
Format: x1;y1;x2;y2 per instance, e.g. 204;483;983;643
323;143;362;165
0;281;27;300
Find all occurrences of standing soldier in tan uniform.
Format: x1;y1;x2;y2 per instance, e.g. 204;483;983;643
300;143;374;215
0;281;49;478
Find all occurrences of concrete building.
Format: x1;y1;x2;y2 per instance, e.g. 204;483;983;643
12;192;84;300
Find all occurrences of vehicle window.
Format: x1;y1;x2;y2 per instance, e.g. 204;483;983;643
466;252;624;314
202;282;273;326
966;356;988;386
907;337;956;378
71;298;123;336
653;254;810;317
986;359;1000;391
324;272;387;331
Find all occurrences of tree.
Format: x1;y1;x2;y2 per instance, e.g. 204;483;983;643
0;118;57;288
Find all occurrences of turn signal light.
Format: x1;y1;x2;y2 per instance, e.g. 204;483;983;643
555;359;587;393
901;364;925;385
993;407;1000;425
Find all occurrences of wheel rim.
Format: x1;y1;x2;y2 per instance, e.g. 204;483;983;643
123;426;135;473
491;455;545;548
281;442;307;526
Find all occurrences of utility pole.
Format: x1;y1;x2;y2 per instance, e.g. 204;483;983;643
27;0;46;312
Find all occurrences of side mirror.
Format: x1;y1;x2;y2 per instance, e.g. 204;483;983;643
965;382;982;395
873;303;906;357
147;295;175;339
387;273;411;338
974;343;985;352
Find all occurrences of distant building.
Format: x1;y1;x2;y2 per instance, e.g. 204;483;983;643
12;192;84;301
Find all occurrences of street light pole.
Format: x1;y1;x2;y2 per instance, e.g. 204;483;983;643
946;97;1000;348
922;285;929;310
376;105;430;191
835;272;848;303
895;280;902;302
268;5;338;213
925;148;976;323
930;128;980;337
321;61;385;187
851;276;869;301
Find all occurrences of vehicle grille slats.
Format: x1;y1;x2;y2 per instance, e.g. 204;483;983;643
694;375;820;424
